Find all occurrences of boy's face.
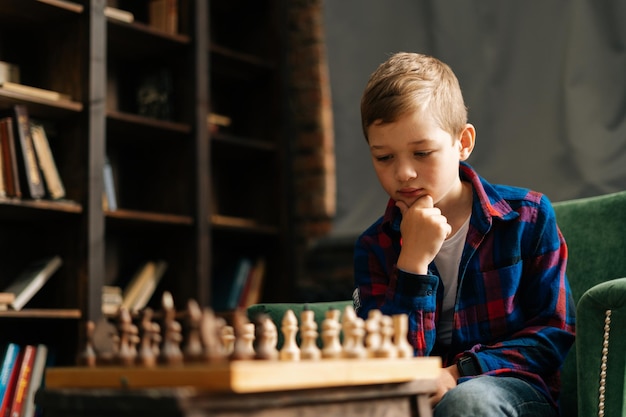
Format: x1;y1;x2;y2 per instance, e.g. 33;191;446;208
367;111;474;209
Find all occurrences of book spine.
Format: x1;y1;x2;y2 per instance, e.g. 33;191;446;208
7;256;63;311
29;123;65;200
0;344;19;403
0;350;23;417
20;344;47;417
8;345;36;417
11;105;44;199
0;118;19;198
102;156;117;211
227;258;252;310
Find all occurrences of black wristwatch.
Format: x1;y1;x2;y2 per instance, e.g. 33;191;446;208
457;355;480;376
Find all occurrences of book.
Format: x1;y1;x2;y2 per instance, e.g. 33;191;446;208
0;344;20;410
3;106;44;199
0;117;21;198
0;294;15;312
148;0;178;34
0;82;69;102
104;6;134;23
238;257;266;309
2;256;63;311
102;285;123;315
0;62;19;85
20;344;47;417
29;123;65;200
120;260;168;313
0;349;22;417
129;260;168;312
212;257;253;312
102;156;117;211
8;345;36;417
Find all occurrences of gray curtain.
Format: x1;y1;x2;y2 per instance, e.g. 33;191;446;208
324;0;626;239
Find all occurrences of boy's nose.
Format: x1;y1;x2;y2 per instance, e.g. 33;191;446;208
395;162;417;182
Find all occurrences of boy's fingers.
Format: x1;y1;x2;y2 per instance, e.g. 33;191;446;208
412;194;434;209
395;200;408;214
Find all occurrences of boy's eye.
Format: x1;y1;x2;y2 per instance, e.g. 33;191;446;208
414;151;431;158
375;155;393;162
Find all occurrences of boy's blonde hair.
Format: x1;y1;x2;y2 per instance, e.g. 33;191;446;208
360;52;467;141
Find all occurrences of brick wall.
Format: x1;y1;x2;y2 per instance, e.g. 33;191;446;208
287;0;355;301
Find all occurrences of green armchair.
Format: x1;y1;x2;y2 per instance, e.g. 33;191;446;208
248;190;626;417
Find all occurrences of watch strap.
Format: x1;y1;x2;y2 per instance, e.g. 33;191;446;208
457;355;480;376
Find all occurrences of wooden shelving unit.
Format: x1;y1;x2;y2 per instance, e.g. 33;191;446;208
0;0;292;365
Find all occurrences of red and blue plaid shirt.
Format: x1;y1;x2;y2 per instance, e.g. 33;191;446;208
353;162;575;407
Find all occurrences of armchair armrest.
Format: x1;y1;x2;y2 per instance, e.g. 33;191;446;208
576;277;626;417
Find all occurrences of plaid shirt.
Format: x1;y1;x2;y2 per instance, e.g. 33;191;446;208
353;162;576;406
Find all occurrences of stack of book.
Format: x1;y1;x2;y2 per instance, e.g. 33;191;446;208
0;104;66;201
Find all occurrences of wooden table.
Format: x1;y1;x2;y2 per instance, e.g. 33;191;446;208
37;358;440;417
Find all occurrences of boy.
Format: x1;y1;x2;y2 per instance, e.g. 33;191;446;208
353;52;575;416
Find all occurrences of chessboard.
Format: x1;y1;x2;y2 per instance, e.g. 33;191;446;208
45;292;441;393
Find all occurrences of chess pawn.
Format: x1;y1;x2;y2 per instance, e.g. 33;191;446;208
374;314;398;358
341;305;366;359
341;305;356;353
80;320;97;367
393;314;414;358
160;291;184;366
279;309;300;361
221;325;236;356
231;309;256;360
138;308;158;367
117;307;139;366
365;309;383;356
184;299;204;362
299;309;321;360
255;314;279;360
321;308;342;359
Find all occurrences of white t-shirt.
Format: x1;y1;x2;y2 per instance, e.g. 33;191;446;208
434;215;470;345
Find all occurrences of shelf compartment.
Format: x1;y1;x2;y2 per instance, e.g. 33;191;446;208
107;20;190;60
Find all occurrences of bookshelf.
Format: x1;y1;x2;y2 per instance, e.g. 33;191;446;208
0;0;292;365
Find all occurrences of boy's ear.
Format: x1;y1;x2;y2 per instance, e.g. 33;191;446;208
458;124;475;161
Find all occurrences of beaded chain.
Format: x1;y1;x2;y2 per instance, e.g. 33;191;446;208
598;310;611;417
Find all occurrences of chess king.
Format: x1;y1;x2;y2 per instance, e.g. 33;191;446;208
353;52;575;417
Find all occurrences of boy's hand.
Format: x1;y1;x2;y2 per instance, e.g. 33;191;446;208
429;364;459;407
395;195;451;275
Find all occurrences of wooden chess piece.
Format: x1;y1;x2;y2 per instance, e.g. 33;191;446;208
80;320;97;367
321;308;342;359
138;308;158;367
91;316;119;365
279;309;300;361
342;305;366;359
184;299;204;362
221;325;235;356
254;314;279;360
200;307;226;362
374;314;398;358
365;309;383;356
299;308;321;360
231;308;256;360
393;313;414;358
117;307;139;366
160;291;184;366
